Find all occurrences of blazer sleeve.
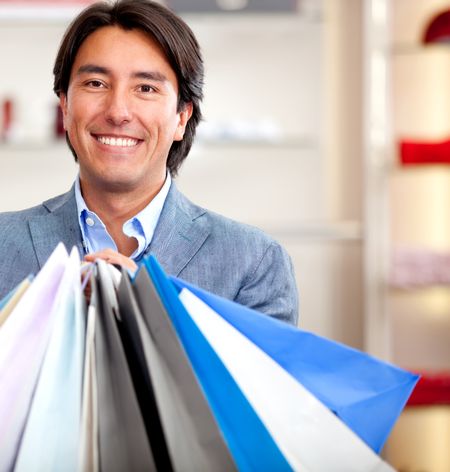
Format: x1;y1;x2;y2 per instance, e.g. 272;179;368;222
234;241;299;325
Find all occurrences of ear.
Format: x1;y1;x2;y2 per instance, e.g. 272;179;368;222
174;102;193;141
59;93;68;130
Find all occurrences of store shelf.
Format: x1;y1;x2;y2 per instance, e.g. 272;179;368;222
192;137;318;151
0;4;85;23
0;141;67;152
391;43;450;55
265;221;362;243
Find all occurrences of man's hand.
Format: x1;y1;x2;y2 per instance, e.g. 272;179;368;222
84;248;138;273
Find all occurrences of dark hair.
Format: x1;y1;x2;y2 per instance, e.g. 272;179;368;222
53;0;203;175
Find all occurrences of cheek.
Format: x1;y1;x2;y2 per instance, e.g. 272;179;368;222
65;92;99;124
64;108;88;149
143;110;178;138
62;102;80;131
64;115;81;139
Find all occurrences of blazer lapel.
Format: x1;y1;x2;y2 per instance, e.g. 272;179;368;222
149;183;210;276
28;187;84;269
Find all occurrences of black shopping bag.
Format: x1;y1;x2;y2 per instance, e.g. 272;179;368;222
125;266;236;471
94;261;156;471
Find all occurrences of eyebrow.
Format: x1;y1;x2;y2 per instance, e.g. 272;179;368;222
76;64;168;82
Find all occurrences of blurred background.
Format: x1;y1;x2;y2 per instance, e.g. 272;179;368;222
0;0;449;469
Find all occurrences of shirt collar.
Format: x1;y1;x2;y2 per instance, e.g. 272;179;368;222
74;173;172;259
126;173;172;255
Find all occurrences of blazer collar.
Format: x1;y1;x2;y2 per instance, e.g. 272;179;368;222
29;186;84;268
148;183;210;276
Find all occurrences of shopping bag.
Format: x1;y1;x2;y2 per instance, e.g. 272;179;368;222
0;276;32;327
116;270;173;471
0;277;28;311
94;260;156;471
15;247;85;472
0;243;69;472
125;267;236;471
170;273;419;453
179;287;394;472
78;289;99;472
142;257;292;472
0;285;15;311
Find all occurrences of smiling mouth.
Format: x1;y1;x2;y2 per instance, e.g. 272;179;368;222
95;135;140;147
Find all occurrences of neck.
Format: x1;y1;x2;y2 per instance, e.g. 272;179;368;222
79;176;166;256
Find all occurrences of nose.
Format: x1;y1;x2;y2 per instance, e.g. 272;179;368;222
104;88;132;126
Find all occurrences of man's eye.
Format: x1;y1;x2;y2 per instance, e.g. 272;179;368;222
87;80;103;88
139;84;155;93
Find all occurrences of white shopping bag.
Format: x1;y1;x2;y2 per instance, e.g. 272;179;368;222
15;247;85;472
0;243;69;472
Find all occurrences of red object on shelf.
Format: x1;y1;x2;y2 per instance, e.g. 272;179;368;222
407;372;450;406
423;9;450;44
400;139;450;165
1;99;13;142
55;105;65;139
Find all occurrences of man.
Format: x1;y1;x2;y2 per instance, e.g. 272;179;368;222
0;0;298;324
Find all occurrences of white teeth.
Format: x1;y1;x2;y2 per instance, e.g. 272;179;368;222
97;136;138;147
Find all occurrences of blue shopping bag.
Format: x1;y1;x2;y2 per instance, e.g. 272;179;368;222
170;274;419;454
142;256;292;472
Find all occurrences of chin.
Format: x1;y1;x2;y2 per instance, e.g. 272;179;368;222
105;178;139;191
89;172;136;191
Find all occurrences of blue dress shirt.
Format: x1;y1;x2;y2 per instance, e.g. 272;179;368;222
74;174;171;261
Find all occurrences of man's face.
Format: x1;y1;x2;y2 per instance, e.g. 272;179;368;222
60;26;192;194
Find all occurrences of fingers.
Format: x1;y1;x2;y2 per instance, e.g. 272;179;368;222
84;248;138;273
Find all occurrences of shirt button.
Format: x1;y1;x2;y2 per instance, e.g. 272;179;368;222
86;217;95;227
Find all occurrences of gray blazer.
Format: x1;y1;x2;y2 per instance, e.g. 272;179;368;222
0;183;298;324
